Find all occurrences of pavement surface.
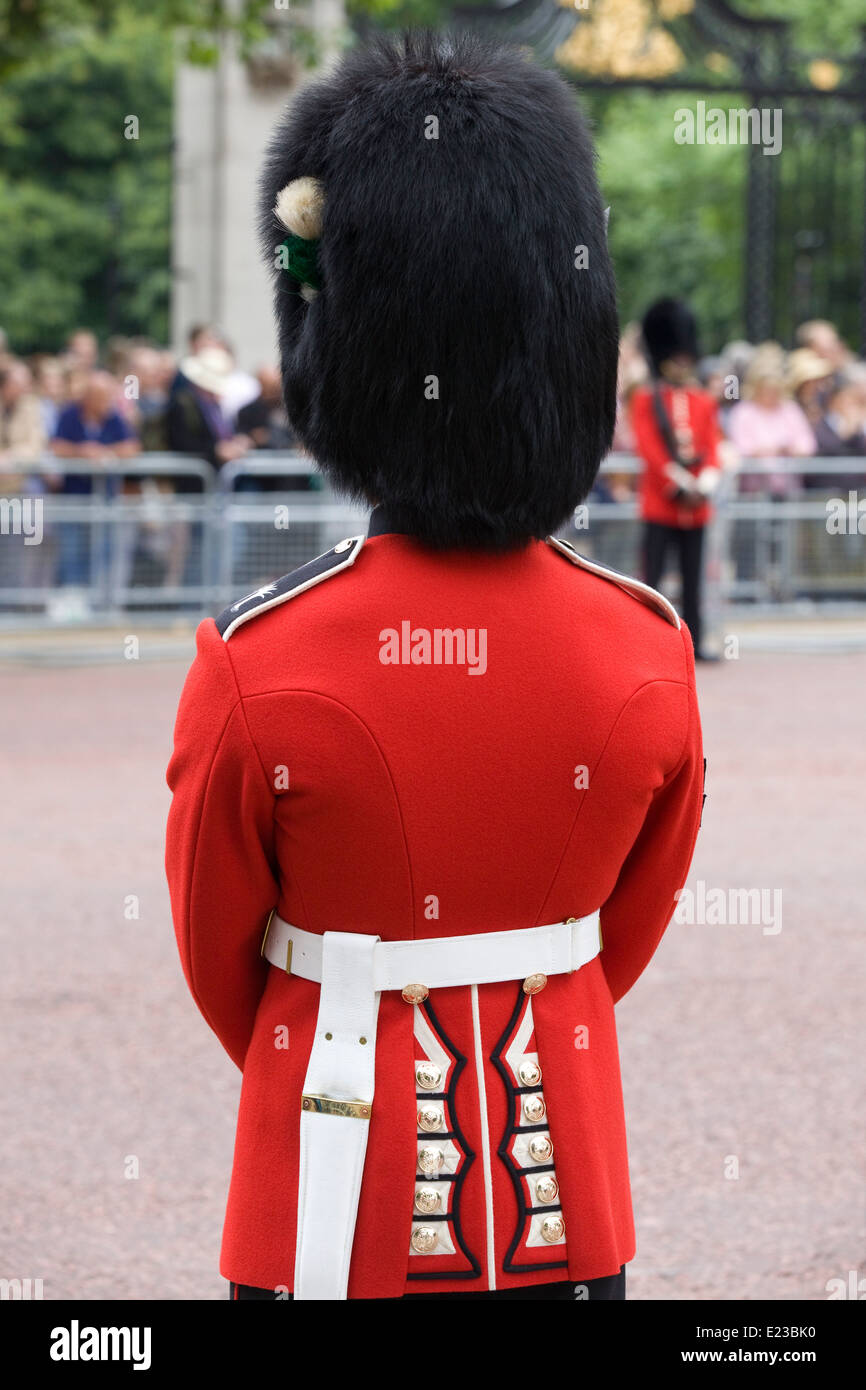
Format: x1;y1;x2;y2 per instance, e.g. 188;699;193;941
1;647;863;1301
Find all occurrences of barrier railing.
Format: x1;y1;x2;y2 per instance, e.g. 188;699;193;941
0;455;215;619
0;451;863;628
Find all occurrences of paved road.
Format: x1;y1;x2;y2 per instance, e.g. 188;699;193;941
1;648;863;1300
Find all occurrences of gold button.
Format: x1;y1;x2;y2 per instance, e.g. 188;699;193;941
535;1175;559;1204
541;1215;565;1244
519;1059;542;1087
417;1104;444;1133
411;1226;439;1254
417;1145;444;1175
415;1061;443;1091
523;973;547;995
402;982;429;1004
414;1186;442;1215
529;1135;553;1163
523;1094;546;1123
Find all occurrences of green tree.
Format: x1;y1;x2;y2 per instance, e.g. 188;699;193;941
589;89;746;349
0;16;173;352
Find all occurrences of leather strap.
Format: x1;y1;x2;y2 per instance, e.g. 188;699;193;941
294;931;380;1300
263;912;602;992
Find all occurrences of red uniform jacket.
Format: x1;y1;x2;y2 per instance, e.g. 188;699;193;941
631;383;721;528
165;522;704;1297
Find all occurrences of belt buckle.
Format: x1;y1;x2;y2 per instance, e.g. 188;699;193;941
260;909;293;974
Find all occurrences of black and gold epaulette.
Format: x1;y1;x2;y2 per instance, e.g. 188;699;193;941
215;535;365;641
546;536;680;628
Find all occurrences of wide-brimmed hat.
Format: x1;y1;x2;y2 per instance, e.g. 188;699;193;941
180;346;234;395
787;347;834;392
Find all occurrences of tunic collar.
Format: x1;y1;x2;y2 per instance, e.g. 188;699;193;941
367;504;413;539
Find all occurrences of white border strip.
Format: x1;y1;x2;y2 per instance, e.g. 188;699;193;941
547;536;681;629
470;983;497;1291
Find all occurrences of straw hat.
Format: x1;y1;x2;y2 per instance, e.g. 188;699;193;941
787;347;834;392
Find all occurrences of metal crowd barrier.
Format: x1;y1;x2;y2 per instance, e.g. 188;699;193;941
0;451;863;627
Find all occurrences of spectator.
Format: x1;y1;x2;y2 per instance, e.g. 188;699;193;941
187;323;221;356
727;360;816;498
165;346;252;483
30;356;67;437
158;349;178;393
50;370;140;591
795;319;854;375
121;344;193;589
213;337;260;426
105;335;135;381
236;366;296;453
64;329;100;372
166;324;222;400
609;325;647;460
718;338;756;407
787;348;834;429
125;345;169;451
809;375;866;491
0;362;47;493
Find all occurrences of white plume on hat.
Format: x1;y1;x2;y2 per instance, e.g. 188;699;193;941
274;177;325;240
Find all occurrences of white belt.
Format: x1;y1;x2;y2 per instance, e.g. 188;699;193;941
262;911;602;1300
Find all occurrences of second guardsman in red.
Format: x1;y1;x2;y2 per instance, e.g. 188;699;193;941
630;298;722;658
165;32;705;1301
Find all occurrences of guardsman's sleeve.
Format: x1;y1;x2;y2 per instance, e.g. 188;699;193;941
599;624;705;1005
695;393;722;489
165;618;278;1070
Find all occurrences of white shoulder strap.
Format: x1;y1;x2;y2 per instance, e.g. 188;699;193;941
546;536;680;629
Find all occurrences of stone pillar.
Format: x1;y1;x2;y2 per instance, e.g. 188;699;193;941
171;1;346;369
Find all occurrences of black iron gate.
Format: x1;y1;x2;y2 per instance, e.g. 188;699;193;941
452;0;866;350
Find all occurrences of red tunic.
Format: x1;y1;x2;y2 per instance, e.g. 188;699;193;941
631;383;721;528
165;529;704;1297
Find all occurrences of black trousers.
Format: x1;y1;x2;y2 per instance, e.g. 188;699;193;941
229;1266;625;1301
643;521;705;654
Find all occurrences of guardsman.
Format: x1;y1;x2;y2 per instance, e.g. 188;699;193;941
630;298;722;659
165;32;705;1301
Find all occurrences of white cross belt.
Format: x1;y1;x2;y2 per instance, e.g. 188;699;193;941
261;911;603;1300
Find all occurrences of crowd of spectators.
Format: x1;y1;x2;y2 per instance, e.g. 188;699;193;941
608;317;866;502
0;323;306;607
0;322;298;490
0;315;864;608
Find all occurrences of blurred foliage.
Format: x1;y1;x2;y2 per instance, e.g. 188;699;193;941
0;0;276;77
734;0;866;54
0;0;862;353
0;16;173;352
587;89;745;349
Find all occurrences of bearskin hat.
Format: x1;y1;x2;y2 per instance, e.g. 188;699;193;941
641;298;700;377
259;31;619;550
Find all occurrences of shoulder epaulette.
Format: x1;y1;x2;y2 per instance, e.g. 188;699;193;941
216;534;366;640
546;536;681;629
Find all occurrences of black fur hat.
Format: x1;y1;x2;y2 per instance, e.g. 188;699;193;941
259;31;619;550
641;298;700;377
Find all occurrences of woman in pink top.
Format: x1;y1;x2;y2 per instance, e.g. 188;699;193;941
727;360;816;496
